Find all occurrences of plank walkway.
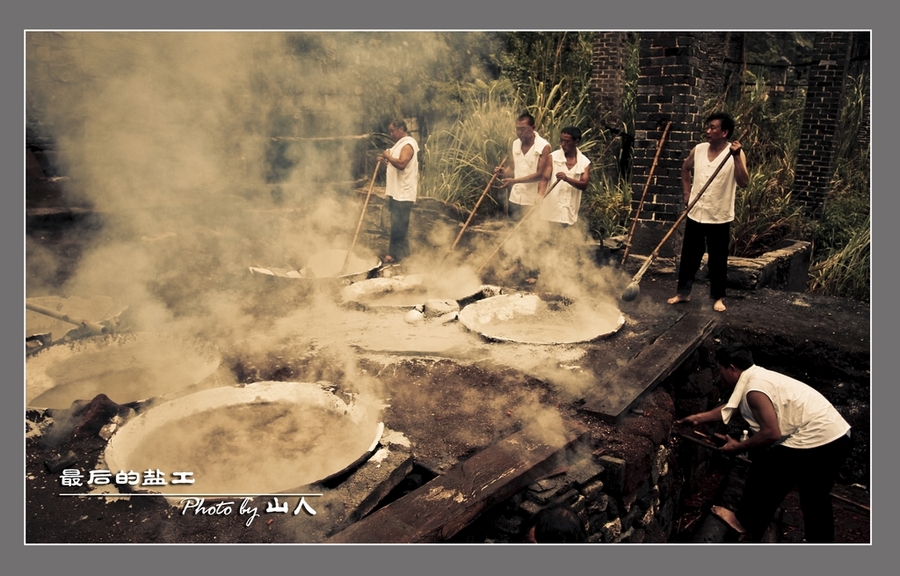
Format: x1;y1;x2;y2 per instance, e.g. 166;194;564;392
326;421;590;543
580;311;717;422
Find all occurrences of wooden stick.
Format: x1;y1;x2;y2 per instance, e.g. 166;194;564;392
447;155;508;254
621;121;672;267
475;178;562;275
624;126;750;293
341;158;382;275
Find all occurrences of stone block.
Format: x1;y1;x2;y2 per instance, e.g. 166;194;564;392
601;517;622;542
582;479;605;502
597;455;625;495
564;455;605;487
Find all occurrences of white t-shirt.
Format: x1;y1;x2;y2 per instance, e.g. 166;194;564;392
385;135;419;202
721;365;850;448
508;133;550;206
541;148;590;225
687;142;738;224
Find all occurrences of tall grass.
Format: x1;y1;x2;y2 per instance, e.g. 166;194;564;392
419;80;517;214
808;214;870;301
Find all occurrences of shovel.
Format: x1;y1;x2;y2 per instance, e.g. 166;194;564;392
341;158;382;275
621;127;749;302
26;301;111;336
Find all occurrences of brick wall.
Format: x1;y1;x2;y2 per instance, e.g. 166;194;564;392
793;32;854;216
590;32;630;182
627;33;706;257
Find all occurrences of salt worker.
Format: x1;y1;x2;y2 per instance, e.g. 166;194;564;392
667;111;749;312
495;112;551;222
676;343;852;542
381;119;419;263
540;125;591;230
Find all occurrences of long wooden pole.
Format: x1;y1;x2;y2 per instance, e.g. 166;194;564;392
620;121;672;267
621;126;750;300
475;178;562;275
341;158;382;275
447;155;508;254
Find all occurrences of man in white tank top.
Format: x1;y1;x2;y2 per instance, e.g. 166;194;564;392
667;112;750;312
381;119;419;263
495;112;551;221
676;343;852;542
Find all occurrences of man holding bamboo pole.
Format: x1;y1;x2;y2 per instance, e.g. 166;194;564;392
381;119;419;263
495;112;551;221
668;112;749;312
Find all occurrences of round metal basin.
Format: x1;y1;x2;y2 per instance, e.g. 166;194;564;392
458;293;624;344
301;249;381;279
340;274;487;309
26;332;221;410
103;381;384;497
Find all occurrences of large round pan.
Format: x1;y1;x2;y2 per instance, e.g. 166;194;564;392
458;293;624;345
26;332;221;410
103;381;384;498
301;249;381;280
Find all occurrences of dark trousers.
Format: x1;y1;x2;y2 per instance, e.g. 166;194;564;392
675;218;731;300
736;433;853;542
387;197;413;261
508;201;527;222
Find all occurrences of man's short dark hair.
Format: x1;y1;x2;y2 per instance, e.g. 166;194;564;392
715;343;754;370
390;119;408;133
517;112;536;127
560;126;582;143
706;112;735;139
532;505;587;543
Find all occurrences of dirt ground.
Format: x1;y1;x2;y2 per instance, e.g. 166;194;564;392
25;187;871;544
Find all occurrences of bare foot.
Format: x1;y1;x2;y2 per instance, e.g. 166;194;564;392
667;294;690;305
713;299;726;312
710;505;747;534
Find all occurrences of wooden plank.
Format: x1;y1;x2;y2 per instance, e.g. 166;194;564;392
580;312;717;422
326;422;590;543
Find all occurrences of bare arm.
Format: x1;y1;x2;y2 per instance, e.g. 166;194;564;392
556;163;591;191
675;403;726;427
382;143;414;170
718;391;781;454
730;141;750;188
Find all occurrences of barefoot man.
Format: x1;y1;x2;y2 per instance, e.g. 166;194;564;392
676;344;852;542
668;112;749;312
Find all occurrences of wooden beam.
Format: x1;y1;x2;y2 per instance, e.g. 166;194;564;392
326;421;590;543
580;312;717;422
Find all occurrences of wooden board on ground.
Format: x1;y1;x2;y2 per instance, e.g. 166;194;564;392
326;421;590;543
580;312;717;422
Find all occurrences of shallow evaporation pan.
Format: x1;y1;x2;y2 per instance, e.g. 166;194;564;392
103;381;384;498
303;249;381;279
26;332;221;410
341;275;487;309
457;293;624;344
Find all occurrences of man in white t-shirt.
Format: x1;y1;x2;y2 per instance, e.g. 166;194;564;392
668;112;750;312
676;343;852;542
380;119;419;263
